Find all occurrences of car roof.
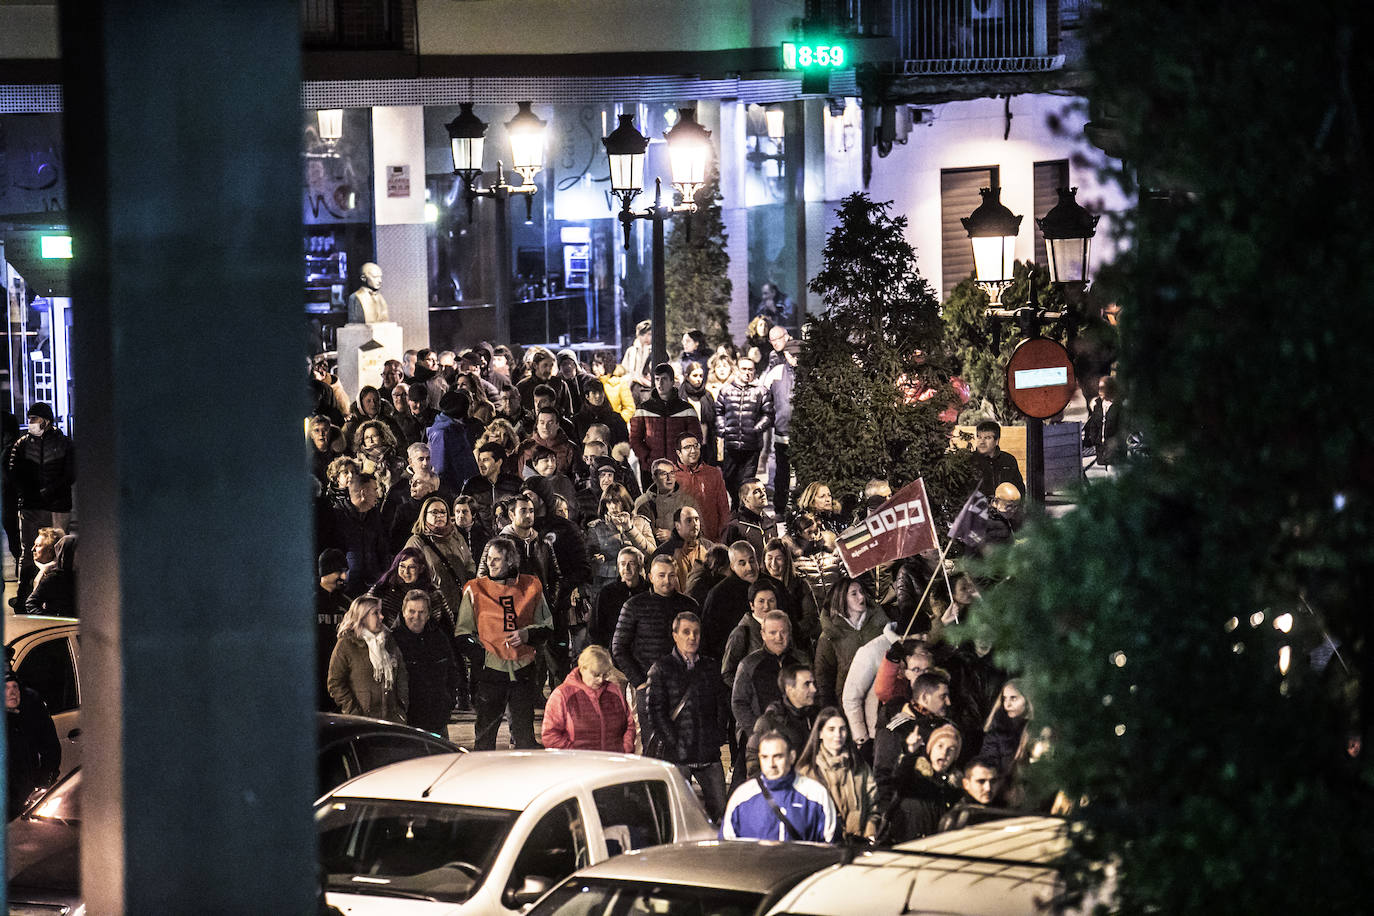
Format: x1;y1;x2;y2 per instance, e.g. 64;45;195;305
4;613;78;645
768;817;1072;915
564;840;846;893
324;749;680;810
315;711;460;750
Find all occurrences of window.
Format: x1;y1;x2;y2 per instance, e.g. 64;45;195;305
351;733;451;773
592;781;673;854
533;880;764;916
1033;159;1071;269
16;636;79;714
940;166;1000;300
509;799;590;894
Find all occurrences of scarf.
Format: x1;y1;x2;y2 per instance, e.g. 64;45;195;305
360;628;395;690
680;376;708;401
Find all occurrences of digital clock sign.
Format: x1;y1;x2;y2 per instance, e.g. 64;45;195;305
781;41;848;70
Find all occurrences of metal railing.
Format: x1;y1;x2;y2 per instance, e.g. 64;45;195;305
301;0;413;52
888;0;1064;73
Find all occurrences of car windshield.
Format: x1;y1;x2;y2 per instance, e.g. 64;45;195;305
529;879;764;916
27;769;81;824
317;798;519;904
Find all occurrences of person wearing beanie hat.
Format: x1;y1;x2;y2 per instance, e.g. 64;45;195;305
6;403;75;611
427;389;479;493
315;548;352;710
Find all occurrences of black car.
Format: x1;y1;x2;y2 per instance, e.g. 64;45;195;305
5;713;461;913
527;840;848;916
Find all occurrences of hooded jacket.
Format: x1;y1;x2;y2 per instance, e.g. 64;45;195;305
541;667;636;753
427;412;480;493
814;608;892;710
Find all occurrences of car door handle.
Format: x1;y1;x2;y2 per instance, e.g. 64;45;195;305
67;728;82;741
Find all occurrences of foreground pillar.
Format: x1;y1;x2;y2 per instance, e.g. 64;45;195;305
61;2;315;912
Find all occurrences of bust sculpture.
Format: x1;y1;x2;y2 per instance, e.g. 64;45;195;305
347;262;390;324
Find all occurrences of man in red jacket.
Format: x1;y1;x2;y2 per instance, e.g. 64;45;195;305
629;363;702;484
672;431;730;542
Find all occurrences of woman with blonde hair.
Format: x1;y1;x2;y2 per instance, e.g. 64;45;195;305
541;645;637;752
352;419;405;496
705;350;735;402
980;680;1034;804
796;707;880;844
796;481;847;535
327;595;408;723
475;417;520;459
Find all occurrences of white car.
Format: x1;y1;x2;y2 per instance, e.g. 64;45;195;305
766;815;1114;915
4;613;81;776
318;749;715;914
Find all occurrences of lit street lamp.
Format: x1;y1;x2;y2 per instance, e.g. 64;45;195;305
446;101;548;343
965;185;1099;503
602;109;713;366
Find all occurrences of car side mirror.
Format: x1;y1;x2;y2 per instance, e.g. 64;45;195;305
503;875;551;909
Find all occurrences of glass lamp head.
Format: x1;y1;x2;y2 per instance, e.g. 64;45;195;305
962;186;1023;286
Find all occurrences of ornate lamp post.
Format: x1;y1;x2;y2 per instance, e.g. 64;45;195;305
446;102;548;343
964;185;1099;503
602;109;713;366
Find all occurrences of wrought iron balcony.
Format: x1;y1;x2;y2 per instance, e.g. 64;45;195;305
885;0;1069;74
302;0;415;52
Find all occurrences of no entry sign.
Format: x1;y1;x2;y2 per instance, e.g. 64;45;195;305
1006;337;1075;419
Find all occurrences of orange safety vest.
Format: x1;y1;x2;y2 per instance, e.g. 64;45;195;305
466;575;545;664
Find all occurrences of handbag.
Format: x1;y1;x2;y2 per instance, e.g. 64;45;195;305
643;682;693;760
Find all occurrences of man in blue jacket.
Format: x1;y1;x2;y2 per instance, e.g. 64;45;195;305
720;730;837;843
427;390;479;492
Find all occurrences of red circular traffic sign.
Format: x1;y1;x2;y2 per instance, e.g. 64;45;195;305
1005;338;1075;419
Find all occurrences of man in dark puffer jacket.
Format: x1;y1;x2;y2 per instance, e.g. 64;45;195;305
714;358;773;509
646;610;730;821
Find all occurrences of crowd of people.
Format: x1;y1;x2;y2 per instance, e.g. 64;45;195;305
308;317;1046;845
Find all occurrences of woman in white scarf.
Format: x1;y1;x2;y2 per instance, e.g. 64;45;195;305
327;595;408;723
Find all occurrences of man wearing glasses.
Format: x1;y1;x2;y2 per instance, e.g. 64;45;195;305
672;431;730;542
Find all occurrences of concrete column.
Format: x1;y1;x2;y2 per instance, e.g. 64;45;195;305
60;1;315;913
717;100;752;342
372;106;431;353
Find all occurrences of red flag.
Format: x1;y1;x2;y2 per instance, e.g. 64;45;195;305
836;479;938;577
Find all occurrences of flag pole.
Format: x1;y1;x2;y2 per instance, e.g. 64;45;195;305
901;536;956;640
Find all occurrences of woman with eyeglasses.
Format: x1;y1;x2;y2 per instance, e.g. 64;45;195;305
368;546;454;632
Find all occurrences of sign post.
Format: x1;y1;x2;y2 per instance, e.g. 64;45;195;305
1006;338;1076;503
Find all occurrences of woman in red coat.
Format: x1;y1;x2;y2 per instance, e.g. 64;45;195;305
541;645;637;753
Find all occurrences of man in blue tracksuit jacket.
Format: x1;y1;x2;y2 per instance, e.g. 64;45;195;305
720;730;837;842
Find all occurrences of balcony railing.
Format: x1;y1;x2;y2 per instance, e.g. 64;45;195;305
302;0;414;52
887;0;1064;74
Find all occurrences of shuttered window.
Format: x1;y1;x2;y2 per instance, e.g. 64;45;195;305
1033;159;1070;269
941;166;999;300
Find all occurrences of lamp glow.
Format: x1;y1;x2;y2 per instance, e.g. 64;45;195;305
505;101;547;182
962;187;1022;286
764;107;785;141
317;109;343;142
665;108;712;205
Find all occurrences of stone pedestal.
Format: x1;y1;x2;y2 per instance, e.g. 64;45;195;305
337;321;403;403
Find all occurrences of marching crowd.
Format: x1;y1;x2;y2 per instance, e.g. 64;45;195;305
310;316;1043;846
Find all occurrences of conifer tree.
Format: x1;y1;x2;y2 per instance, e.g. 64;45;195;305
664;163;731;347
791;193;974;519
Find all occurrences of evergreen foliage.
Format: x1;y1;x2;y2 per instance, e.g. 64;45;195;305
942;261;1087;424
664;163;731;348
792;193;974;519
955;1;1374;911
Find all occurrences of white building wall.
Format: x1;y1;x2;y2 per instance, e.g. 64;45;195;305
417;0;801;56
866;94;1130;298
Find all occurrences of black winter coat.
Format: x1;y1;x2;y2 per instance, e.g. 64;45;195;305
715;381;773;451
611;590;698;687
646;650;730;764
589;578;648;649
6;429;75;512
730;646;809;738
6;687;61;818
392;622;460;735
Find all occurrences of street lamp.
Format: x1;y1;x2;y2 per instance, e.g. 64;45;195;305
1036;186;1100;289
964;185;1099;504
602;108;713;366
446;101;548;343
445;101;547;224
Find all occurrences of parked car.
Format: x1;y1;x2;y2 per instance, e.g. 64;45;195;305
318;749;716;914
765;814;1113;915
5;714;460;915
527;840;848;916
4;612;82;777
